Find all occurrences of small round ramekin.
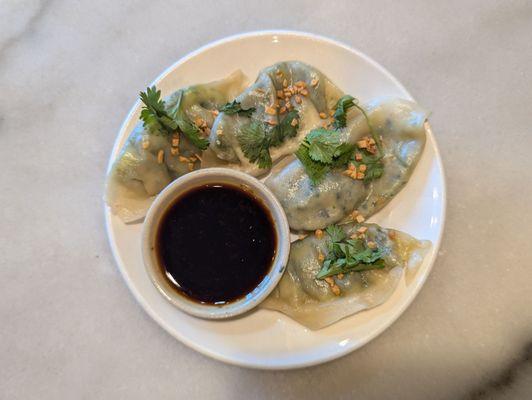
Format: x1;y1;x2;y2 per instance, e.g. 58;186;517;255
142;168;290;319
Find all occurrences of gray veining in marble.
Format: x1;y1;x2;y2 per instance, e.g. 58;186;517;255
1;0;532;399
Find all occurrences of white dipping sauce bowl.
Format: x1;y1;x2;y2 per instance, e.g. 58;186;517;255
141;168;290;320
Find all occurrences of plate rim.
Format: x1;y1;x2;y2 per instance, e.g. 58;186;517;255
104;29;447;369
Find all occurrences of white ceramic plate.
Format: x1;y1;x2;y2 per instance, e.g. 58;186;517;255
105;31;446;369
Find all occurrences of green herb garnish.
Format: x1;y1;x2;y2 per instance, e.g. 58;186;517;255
237;111;300;169
294;128;356;184
270;110;299;146
333;95;356;129
295;95;385;184
333;95;383;153
219;100;256;117
316;224;386;280
238;121;272;169
353;151;384;183
139;86;209;150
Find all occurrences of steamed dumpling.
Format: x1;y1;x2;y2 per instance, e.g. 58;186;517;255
202;61;343;175
265;98;427;231
261;223;431;329
105;71;247;222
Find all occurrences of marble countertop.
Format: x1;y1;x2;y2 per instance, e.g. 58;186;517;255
2;0;531;398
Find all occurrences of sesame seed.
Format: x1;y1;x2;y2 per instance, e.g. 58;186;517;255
157;150;164;164
311;78;319;87
291;118;298;127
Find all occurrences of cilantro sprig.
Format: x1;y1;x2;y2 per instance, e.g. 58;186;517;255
296;95;386;184
237;110;300;169
219;100;256;117
139;86;209;150
316;225;386;280
333;95;383;153
294;128;355;184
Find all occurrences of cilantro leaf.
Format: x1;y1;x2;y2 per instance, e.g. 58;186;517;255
237;122;272;169
270;110;299;147
306;128;341;163
175;119;209;150
325;224;346;243
333;94;384;156
295;146;330;183
333;95;356;129
237;110;300;169
295;128;355;184
220;100;256;117
139;86;209;150
316;224;386;280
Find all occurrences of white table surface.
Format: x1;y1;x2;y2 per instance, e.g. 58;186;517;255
2;1;532;398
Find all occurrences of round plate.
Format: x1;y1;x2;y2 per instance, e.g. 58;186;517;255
105;31;446;369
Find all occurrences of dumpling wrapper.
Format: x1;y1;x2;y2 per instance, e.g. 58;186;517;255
265;98;427;231
105;71;247;222
202;61;343;176
261;223;431;329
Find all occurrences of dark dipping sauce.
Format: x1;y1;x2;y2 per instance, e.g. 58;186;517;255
156;184;276;304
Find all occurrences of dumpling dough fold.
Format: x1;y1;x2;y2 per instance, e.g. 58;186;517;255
261;223;431;329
